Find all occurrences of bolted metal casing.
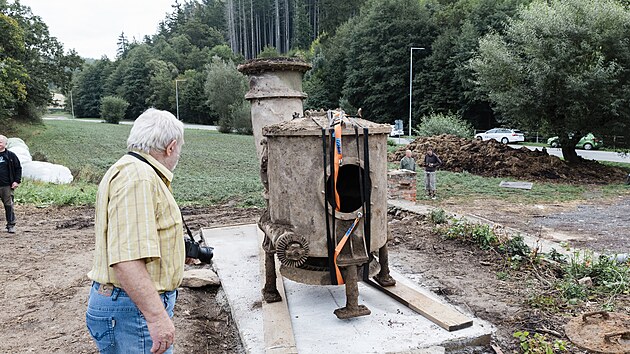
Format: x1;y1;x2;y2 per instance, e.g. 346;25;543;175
262;113;391;284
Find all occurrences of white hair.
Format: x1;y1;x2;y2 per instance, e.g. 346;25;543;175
127;108;184;152
0;135;7;144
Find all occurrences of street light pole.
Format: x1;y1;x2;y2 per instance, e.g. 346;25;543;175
70;90;75;119
408;47;425;137
175;79;187;121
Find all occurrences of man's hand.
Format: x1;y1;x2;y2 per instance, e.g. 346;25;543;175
11;182;19;189
148;313;175;354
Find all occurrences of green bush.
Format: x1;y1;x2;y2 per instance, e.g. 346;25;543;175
415;112;473;138
232;102;252;135
257;46;281;58
100;96;129;124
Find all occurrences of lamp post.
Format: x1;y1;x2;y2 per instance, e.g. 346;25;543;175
408;47;425;137
175;79;187;121
69;90;75;119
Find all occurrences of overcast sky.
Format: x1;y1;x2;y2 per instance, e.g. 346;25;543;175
18;0;179;59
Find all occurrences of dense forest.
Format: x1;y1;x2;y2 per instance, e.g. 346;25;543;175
2;0;630;141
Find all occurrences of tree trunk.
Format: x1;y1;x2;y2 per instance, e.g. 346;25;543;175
250;0;255;58
275;0;280;49
561;146;580;164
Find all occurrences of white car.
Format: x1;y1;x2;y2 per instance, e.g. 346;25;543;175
475;128;525;144
390;125;404;136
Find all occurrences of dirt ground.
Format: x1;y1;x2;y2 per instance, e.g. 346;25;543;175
0;204;258;354
0;195;628;353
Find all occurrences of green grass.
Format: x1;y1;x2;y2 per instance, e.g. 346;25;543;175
424;170;630;204
12;120;630;207
15;120;262;207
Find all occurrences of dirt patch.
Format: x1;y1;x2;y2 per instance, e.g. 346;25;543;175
387;207;630;353
443;196;630;254
0;204;258;354
390;135;628;184
1;200;627;353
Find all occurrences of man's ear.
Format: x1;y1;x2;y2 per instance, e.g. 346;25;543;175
165;140;178;156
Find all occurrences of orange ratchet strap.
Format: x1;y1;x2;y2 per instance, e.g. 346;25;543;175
333;123;342;211
333;212;363;285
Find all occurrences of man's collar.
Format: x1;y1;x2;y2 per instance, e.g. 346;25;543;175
133;150;174;182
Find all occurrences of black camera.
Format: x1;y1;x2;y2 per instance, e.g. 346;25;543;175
185;238;214;264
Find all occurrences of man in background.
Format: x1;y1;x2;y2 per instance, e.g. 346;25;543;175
424;146;442;200
400;149;416;171
0;135;21;234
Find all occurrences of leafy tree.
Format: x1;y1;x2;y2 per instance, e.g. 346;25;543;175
179;69;215;124
146;59;177;110
204;57;248;133
303;20;357;111
0;13;27;123
341;0;437;123
116;31;129;59
415;112;473;138
1;2;83;121
72;58;113;117
120;45;153;119
100;96;129;124
471;0;630;162
257;46;281;58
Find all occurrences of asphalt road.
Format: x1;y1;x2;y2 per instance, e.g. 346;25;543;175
512;144;630;163
42;116;218;131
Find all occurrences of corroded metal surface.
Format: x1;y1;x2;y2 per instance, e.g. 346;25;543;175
334;265;371;319
565;311;630;353
237;58;312;75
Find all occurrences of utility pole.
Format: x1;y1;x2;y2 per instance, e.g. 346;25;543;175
408;47;425;137
175;79;187;121
70;90;75;119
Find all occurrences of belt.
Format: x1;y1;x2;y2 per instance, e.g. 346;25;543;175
92;281;127;297
92;281;176;297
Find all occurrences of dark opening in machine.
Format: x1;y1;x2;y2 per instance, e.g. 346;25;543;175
326;164;371;213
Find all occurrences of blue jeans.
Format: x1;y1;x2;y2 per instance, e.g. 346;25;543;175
86;282;177;354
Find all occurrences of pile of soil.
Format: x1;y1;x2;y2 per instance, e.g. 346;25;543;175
390;135;628;184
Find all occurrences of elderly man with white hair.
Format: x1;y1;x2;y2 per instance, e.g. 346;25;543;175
86;108;185;354
0;134;22;233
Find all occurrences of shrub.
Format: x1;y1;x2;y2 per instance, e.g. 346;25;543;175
429;208;448;224
100;96;129;124
415;112;473;138
257;46;281;58
232;102;252;135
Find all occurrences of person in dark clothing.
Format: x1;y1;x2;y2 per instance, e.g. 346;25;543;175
423;146;442;199
0;135;22;233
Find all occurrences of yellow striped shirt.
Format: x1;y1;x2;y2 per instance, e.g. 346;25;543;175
88;151;185;292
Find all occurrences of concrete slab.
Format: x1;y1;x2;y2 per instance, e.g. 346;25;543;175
203;224;493;354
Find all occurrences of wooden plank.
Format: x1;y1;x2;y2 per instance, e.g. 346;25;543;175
258;228;298;354
365;278;473;331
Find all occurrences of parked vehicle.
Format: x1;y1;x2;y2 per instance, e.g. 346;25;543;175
547;133;602;150
390;125;404;137
474;128;525;144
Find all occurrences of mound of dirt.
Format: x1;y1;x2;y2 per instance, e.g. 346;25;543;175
390;135;627;184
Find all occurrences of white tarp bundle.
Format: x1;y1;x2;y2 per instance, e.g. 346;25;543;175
7;138;73;184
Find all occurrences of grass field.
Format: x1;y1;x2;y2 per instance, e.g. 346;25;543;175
15;119;261;207
11;119;630;207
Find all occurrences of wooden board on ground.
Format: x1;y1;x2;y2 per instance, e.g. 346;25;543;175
499;181;533;190
365;278;473;331
258;228;298;354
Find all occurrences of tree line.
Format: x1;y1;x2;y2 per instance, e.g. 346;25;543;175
3;0;630;158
